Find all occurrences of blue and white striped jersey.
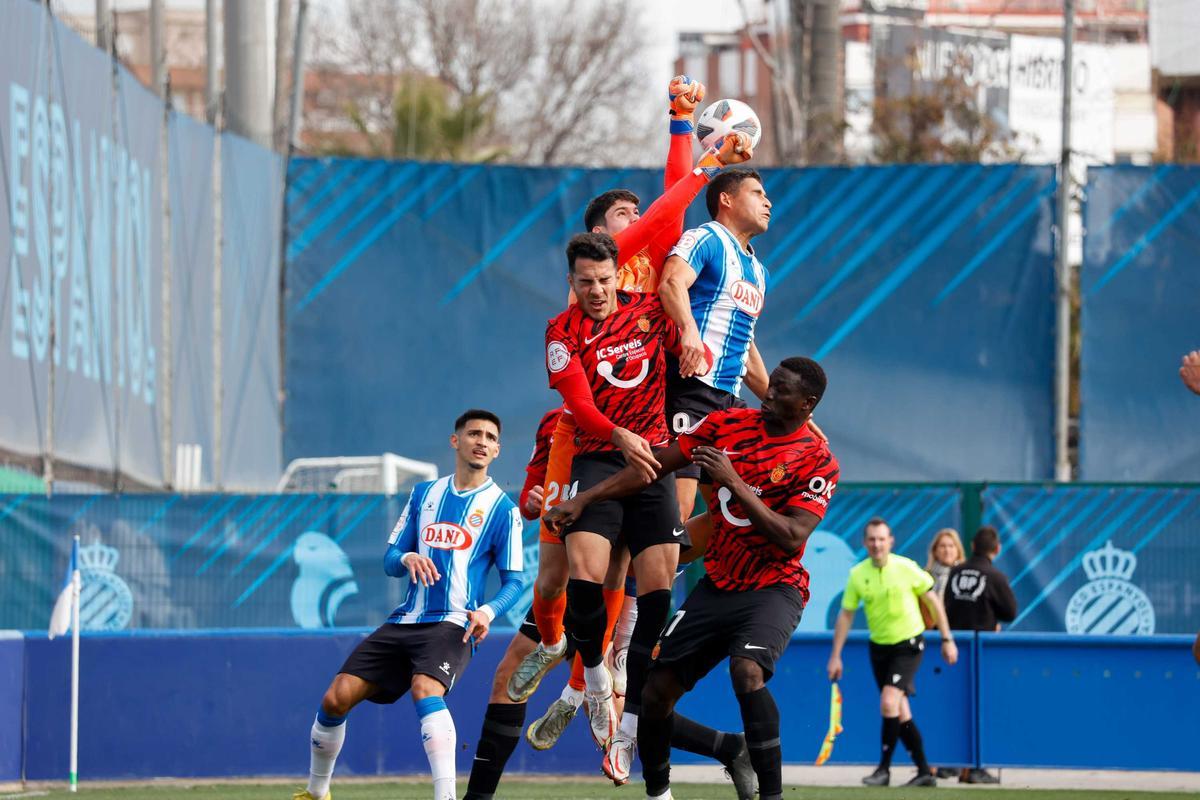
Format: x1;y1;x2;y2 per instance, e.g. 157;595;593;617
385;476;524;627
669;221;767;396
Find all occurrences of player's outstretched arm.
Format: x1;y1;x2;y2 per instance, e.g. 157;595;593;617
614;132;754;268
543;442;691;534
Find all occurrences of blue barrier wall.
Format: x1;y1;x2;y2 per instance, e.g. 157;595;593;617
10;629;1196;782
1081;165;1200;481
0;634;23;782
285;160;1055;487
983;485;1200;635
978;634;1200;770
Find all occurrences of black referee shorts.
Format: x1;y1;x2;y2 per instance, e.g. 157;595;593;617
666;371;747;481
651;575;804;690
868;635;925;697
564;451;688;558
339;621;472;702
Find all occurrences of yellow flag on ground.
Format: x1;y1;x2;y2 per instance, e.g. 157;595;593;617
815;682;843;766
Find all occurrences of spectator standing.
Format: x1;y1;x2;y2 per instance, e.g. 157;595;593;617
944;525;1018;784
925;528;965;600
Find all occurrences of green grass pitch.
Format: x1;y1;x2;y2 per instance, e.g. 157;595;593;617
10;781;1196;800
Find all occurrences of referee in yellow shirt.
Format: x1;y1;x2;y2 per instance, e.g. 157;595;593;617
827;517;958;787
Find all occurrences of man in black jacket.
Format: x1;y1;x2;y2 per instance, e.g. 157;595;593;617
945;526;1018;784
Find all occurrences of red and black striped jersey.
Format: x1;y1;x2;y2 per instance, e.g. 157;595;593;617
525;407;562;487
678;407;839;597
545;292;682;455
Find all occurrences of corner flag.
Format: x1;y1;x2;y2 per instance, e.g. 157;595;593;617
49;537;80;639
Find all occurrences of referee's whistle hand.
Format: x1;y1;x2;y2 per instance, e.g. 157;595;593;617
405;554;441;587
941;639;959;665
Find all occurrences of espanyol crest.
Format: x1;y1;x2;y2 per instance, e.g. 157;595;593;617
1065;541;1155;635
78;540;134;631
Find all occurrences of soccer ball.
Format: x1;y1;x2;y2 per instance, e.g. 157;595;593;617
695;99;762;151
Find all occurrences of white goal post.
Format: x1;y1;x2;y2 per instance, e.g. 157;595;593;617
276;453;438;495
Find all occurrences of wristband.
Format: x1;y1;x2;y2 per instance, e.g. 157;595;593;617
669;117;694;135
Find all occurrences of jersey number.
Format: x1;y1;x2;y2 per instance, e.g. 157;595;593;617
544;480;578;508
663;609;686;638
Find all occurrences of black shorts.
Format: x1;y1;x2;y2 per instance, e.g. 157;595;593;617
517;605;540;643
666;374;747;480
339;621;472;702
565;451;688;558
650;576;804;691
869;635;925;697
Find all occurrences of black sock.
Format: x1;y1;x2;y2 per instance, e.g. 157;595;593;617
736;686;783;800
671;714;744;764
638;709;675;796
624;589;672;716
565;579;606;668
899;719;931;774
879;716;901;770
464;702;526;800
518;605;541;644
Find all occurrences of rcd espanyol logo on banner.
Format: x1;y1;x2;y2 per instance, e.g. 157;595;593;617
1065;541;1155;635
78;540;134;631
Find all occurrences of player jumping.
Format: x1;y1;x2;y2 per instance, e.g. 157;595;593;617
546;358;840;800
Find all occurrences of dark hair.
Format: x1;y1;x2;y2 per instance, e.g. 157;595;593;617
779;356;827;406
705;168;763;218
455;409;501;435
863;516;890;537
565;232;619;273
973;526;1000;556
584;189;640;232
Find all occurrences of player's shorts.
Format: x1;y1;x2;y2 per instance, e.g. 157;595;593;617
339;621;471;702
539;413;578;544
517;605;541;644
650;575;804;690
868;635;925;697
666;372;747;481
564;451;687;558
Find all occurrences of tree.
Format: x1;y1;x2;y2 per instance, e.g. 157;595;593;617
341;74;507;162
311;0;655;166
871;51;1018;164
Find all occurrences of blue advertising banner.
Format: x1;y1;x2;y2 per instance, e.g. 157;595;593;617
983;484;1200;635
167;113;216;488
0;4;163;484
284;159;1056;489
1080;165;1200;480
219;133;284;490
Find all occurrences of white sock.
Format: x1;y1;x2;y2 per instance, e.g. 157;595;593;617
545;636;567;656
417;697;457;800
615;593;638;650
584;662;612;695
560;683;584;707
307;712;346;798
619;710;638;738
647;789;673;800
